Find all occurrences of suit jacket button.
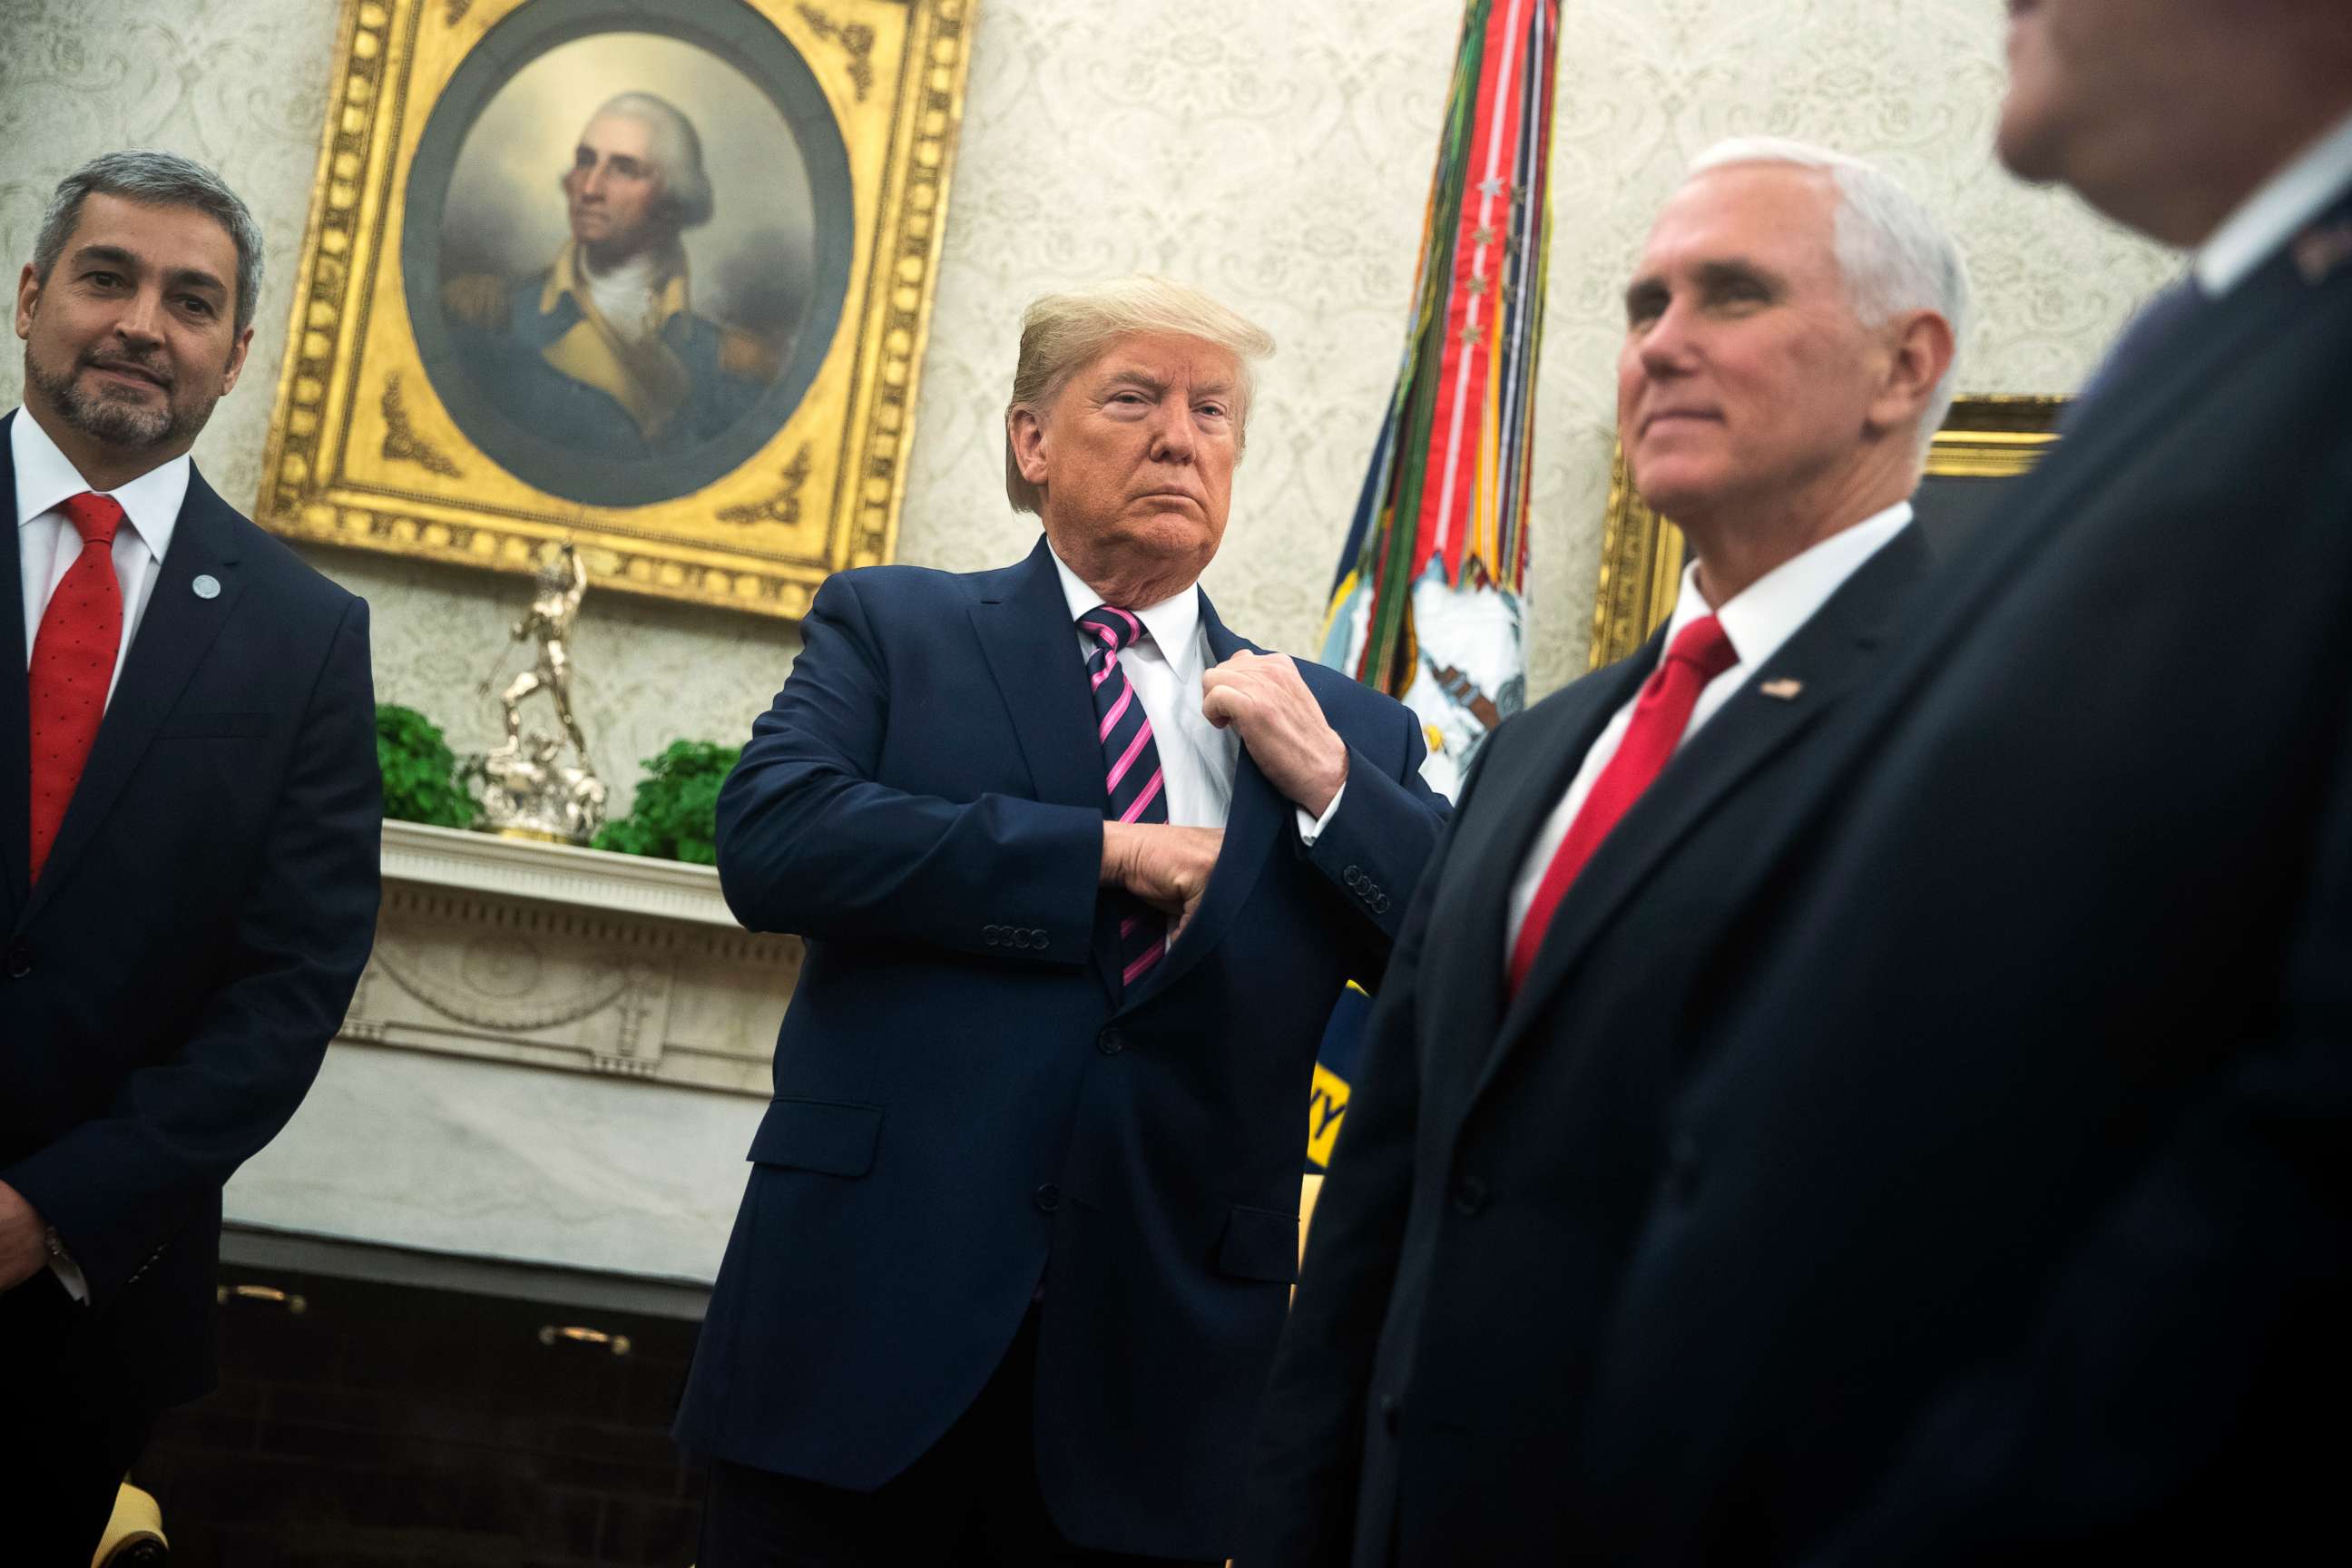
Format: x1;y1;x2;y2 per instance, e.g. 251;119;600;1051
5;941;29;979
1097;1028;1124;1056
1034;1183;1061;1213
1451;1174;1490;1216
1378;1393;1401;1434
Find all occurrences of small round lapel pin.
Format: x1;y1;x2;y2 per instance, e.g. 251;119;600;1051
192;573;221;600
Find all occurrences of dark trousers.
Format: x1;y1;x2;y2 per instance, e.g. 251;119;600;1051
697;1310;1217;1568
0;1273;153;1566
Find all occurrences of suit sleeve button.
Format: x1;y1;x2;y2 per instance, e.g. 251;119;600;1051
1096;1028;1124;1056
1031;929;1049;949
1033;1183;1062;1213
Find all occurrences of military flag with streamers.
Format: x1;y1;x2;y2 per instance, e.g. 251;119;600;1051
1318;0;1559;801
1306;0;1560;1164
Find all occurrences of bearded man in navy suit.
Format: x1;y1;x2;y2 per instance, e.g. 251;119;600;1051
0;152;380;1560
677;276;1449;1566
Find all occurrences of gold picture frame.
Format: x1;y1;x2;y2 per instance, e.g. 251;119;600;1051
1587;394;2069;669
258;0;976;619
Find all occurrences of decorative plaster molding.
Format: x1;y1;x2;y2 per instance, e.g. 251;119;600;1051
380;819;741;927
353;822;796;1094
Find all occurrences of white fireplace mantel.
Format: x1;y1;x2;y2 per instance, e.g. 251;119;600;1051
225;822;798;1287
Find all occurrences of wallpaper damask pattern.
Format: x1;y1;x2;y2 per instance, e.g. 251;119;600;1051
0;0;2173;808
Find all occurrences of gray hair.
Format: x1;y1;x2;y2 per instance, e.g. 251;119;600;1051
1004;275;1276;514
33;151;265;337
1687;136;1971;461
588;93;714;230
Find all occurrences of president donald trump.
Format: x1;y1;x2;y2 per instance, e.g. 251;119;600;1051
677;276;1449;1566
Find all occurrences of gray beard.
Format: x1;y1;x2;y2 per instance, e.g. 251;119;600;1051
25;352;187;449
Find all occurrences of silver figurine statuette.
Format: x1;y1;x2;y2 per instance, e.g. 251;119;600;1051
475;544;608;844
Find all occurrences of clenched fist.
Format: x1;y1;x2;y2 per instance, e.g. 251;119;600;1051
1201;650;1348;816
1102;821;1224;942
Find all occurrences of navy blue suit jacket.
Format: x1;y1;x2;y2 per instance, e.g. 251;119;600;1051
674;535;1448;1558
1241;526;1930;1567
0;411;381;1415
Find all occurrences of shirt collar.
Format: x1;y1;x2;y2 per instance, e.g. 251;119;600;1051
541;240;692;328
2194;108;2352;297
10;405;190;562
1661;500;1914;674
1047;540;1204;678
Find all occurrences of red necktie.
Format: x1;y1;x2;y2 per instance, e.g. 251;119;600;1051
27;491;127;883
1506;613;1738;995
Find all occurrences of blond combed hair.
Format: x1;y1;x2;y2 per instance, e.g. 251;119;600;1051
1003;276;1276;514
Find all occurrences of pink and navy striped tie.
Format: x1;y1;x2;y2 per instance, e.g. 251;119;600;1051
1080;603;1168;990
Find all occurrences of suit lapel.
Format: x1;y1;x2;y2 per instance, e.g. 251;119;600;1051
1473;526;1929;1102
1419;638;1662;1079
1121;592;1278;1009
970;536;1126;999
20;467;245;926
0;413;27;908
969;537;1106;813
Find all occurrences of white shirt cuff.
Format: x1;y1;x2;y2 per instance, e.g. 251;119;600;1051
1295;780;1348;846
50;1252;89;1304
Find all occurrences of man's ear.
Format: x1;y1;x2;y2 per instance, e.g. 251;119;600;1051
16;263;40;342
1868;308;1956;437
1009;406;1050;485
220;324;254;395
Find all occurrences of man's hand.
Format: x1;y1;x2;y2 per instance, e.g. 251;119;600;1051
0;1180;49;1292
1102;821;1223;942
1201;651;1348;817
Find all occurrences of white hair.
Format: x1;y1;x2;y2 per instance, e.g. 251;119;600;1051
587;92;714;230
1004;275;1276;515
1687;136;1971;462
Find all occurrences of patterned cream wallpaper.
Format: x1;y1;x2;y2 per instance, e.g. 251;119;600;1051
0;0;2174;808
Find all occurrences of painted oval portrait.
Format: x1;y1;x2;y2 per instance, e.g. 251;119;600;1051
403;1;854;507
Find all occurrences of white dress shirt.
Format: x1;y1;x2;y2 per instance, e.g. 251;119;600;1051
1504;502;1914;957
2194;108;2352;299
14;407;188;697
1050;547;1344;842
12;406;189;1304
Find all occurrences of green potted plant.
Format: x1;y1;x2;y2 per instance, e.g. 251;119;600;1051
593;740;741;865
375;703;477;828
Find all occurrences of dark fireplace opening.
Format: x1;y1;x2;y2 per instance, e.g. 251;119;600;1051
132;1230;710;1567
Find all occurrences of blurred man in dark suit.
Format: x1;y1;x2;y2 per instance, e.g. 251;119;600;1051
1;152;381;1559
1509;4;2352;1563
1241;142;1962;1566
677;277;1448;1566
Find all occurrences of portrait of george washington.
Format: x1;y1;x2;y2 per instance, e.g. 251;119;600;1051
443;92;781;460
405;21;850;507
